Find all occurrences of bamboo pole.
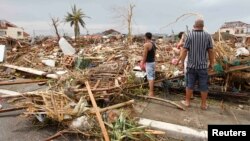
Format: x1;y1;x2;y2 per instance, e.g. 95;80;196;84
85;81;110;141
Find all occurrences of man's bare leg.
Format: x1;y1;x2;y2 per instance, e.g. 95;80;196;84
185;87;194;100
191;93;194;99
200;91;208;109
185;87;193;106
148;80;154;97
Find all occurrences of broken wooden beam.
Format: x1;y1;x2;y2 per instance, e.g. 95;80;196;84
0;106;26;113
0;79;47;86
0;89;38;99
2;64;61;79
85;81;110;141
0;89;21;96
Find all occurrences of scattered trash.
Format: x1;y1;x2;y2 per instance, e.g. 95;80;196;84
69;115;94;131
236;47;250;57
41;59;56;67
238;105;244;109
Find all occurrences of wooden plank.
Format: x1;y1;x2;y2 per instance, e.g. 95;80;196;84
0;90;39;99
0;107;26;113
0;89;21;96
2;64;59;79
85;81;110;141
0;79;46;86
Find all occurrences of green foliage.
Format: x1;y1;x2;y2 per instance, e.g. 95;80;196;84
127;73;137;84
231;60;240;66
214;63;224;74
105;112;155;141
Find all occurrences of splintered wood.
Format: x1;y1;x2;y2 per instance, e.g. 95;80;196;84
23;91;73;122
85;81;110;141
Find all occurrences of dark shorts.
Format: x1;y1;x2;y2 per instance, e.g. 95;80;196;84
186;68;208;91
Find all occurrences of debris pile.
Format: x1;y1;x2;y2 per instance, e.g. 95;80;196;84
0;32;250;140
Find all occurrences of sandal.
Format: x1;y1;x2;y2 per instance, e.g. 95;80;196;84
181;100;190;107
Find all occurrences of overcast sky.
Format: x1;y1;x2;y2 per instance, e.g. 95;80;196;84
1;0;250;36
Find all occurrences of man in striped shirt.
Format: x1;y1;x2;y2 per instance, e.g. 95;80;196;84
178;19;214;110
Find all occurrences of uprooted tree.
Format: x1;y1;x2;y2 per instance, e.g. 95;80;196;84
65;4;90;42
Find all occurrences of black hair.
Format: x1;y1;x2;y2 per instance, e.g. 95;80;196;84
145;32;152;39
178;32;184;39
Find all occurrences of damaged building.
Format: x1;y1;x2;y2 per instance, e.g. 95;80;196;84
220;21;250;37
0;20;30;39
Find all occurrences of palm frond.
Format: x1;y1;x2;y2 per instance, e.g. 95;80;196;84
79;18;86;28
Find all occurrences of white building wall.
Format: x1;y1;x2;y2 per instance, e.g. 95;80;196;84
220;28;235;34
220;27;248;37
6;27;24;39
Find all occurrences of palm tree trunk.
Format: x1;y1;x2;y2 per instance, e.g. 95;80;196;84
74;23;77;43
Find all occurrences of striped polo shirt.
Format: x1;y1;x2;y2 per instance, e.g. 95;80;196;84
184;30;213;69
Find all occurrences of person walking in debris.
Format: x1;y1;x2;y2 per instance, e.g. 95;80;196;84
140;32;157;97
176;32;194;99
176;32;187;72
177;19;214;110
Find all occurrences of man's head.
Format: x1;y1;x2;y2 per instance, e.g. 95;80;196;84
145;32;152;40
193;19;204;30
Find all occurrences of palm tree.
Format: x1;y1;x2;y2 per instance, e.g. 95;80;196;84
65;4;89;41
